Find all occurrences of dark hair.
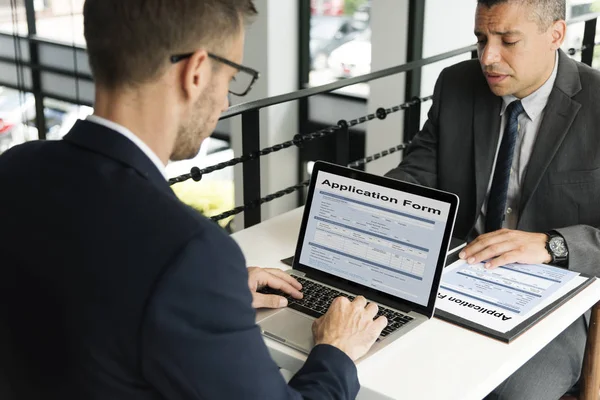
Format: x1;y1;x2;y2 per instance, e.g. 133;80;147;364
477;0;565;30
83;0;257;88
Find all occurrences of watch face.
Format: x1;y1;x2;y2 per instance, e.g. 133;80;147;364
549;237;568;257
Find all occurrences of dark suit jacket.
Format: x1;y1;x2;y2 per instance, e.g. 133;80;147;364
0;120;359;399
387;50;600;277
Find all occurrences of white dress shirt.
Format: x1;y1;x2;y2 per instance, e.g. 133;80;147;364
475;51;559;234
86;115;168;180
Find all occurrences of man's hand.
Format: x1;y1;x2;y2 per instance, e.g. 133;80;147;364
459;229;551;269
312;296;387;362
247;267;303;309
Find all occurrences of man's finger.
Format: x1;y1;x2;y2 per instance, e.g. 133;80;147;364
485;251;520;270
467;240;516;265
261;273;303;299
351;295;368;309
252;293;288;309
461;235;501;259
372;316;388;335
460;231;499;256
331;296;350;307
365;302;379;319
262;268;303;290
460;231;511;262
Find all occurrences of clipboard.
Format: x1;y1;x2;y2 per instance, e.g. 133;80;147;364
282;245;595;343
434;273;596;343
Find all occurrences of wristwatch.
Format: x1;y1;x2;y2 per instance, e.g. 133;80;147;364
545;231;569;266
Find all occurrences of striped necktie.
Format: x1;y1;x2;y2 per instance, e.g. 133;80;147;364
485;100;525;233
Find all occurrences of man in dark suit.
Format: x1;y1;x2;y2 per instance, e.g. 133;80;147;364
387;0;600;399
0;0;387;399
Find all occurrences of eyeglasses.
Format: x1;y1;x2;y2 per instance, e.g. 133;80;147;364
170;52;260;97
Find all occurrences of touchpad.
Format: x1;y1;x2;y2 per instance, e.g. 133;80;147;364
259;309;315;354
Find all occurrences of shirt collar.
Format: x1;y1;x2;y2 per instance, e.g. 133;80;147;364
500;51;559;121
86;115;168;180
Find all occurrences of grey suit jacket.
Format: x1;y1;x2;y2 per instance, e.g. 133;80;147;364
386;50;600;277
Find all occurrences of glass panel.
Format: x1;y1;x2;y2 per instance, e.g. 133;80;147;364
42;97;92;140
563;0;600;63
0;0;84;43
33;0;85;45
420;0;478;126
563;20;585;57
588;1;600;70
0;87;95;155
308;0;371;97
0;86;37;154
0;0;26;35
571;2;594;18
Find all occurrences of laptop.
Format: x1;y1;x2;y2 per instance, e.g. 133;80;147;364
256;161;459;360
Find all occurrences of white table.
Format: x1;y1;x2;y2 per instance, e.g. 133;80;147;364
232;208;600;400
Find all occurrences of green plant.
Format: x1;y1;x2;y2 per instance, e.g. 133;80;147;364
593;44;600;69
592;1;600;12
343;0;368;16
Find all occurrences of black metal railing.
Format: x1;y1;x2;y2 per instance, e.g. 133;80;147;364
201;12;599;228
0;13;598;229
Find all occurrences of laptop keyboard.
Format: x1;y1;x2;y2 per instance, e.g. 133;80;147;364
258;276;413;339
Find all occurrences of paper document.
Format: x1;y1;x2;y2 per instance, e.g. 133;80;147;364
436;260;583;333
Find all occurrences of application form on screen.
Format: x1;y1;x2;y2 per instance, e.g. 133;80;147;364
299;171;452;307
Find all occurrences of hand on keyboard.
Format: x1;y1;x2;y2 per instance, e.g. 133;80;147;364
248;267;303;309
257;276;413;344
313;296;387;361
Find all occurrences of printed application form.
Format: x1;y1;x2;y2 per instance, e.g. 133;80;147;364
441;262;579;315
299;171;452;307
437;260;582;333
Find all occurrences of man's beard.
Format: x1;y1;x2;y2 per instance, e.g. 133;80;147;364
170;86;218;161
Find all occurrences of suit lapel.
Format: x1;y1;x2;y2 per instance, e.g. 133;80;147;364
518;52;582;218
473;80;502;222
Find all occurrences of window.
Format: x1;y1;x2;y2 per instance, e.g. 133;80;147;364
419;0;478;127
31;0;85;45
0;0;26;35
563;0;600;66
571;2;594;18
0;86;36;154
308;0;371;97
40;97;93;140
0;0;83;42
0;87;94;155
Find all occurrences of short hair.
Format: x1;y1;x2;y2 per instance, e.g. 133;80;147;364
83;0;257;89
477;0;566;31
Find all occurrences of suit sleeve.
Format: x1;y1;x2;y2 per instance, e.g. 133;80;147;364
384;69;446;188
141;230;359;400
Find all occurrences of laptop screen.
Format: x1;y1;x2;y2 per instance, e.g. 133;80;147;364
298;169;454;308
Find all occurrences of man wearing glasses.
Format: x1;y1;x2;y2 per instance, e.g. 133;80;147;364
0;0;386;399
170;52;260;97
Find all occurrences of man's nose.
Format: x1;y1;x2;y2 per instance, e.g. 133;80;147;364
479;43;501;67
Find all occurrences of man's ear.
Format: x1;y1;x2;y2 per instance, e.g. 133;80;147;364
549;20;566;50
180;50;210;101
